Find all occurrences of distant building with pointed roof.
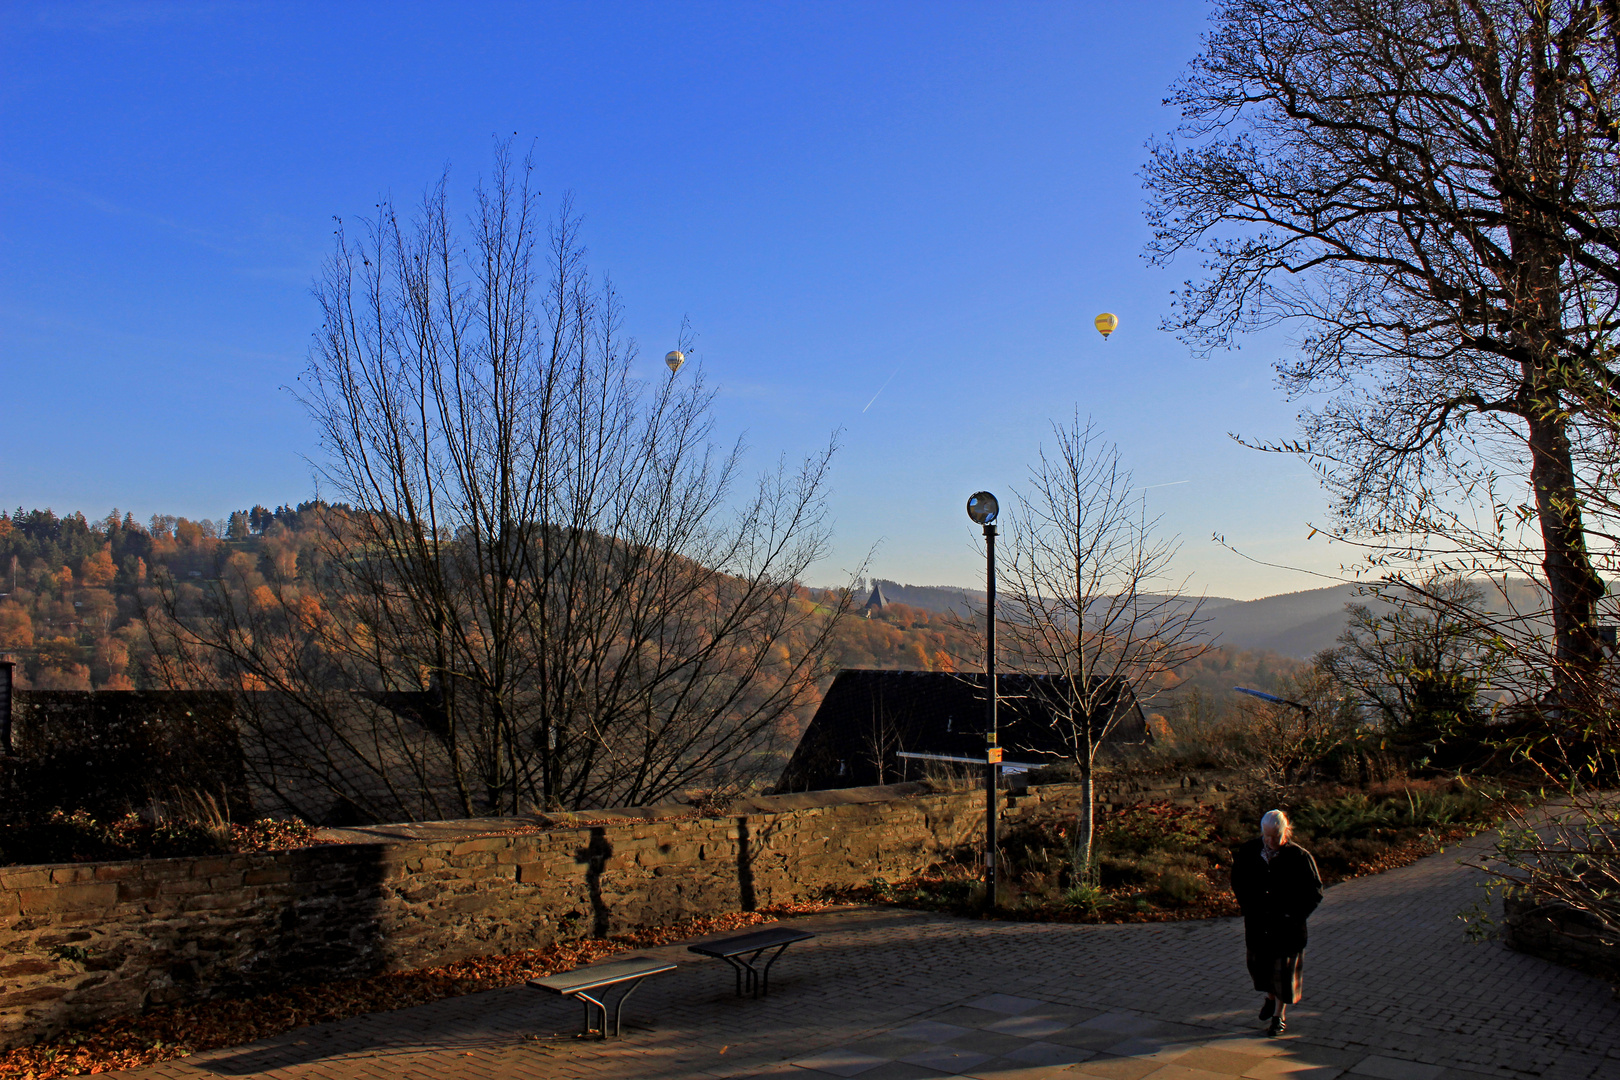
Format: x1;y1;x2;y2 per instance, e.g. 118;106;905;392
862;581;888;617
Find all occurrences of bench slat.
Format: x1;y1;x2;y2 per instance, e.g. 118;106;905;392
528;957;677;995
687;927;815;958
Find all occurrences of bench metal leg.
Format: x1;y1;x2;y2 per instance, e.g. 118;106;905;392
721;955;747;997
575;990;609;1038
611;976;649;1035
570;976;652;1038
716;943;795;998
756;942;793;997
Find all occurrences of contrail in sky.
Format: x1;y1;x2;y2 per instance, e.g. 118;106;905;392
1137;480;1190;491
862;367;902;412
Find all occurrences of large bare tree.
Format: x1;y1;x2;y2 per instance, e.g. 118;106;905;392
1000;416;1209;880
156;146;850;821
1144;0;1620;695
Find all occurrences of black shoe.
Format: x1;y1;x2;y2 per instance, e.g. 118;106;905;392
1258;998;1274;1021
1267;1016;1286;1037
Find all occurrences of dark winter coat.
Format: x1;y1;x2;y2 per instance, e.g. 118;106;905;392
1230;838;1323;955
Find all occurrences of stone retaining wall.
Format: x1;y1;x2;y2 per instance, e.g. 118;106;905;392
0;781;1101;1048
1502;891;1620;986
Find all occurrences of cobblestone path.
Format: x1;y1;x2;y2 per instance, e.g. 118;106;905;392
106;827;1618;1080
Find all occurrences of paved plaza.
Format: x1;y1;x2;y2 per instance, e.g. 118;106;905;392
107;829;1618;1080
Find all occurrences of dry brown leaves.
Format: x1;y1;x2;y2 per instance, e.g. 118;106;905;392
1321;825;1476;885
0;901;843;1080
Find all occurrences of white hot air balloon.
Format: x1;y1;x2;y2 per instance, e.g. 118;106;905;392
665;349;685;374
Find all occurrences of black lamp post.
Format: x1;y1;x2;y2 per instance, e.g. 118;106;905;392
966;491;1000;906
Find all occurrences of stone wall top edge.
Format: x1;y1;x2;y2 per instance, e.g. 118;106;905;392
0;780;1089;873
314;783;952;847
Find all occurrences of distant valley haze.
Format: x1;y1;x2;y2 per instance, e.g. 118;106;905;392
861;578;1549;661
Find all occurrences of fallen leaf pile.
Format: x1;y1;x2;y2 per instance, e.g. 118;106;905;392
0;901;843;1079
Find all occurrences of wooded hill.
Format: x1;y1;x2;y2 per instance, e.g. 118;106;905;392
0;505;322;691
0;507;979;693
0;507;1324;719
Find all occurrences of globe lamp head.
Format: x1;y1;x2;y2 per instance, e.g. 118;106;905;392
966;491;999;525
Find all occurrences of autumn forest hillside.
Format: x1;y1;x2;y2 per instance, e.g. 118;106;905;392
0;506;1304;721
0;505;320;690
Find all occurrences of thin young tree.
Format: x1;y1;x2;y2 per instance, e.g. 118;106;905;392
1000;415;1209;881
1144;0;1620;696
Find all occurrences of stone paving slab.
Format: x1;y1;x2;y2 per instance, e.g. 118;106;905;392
102;829;1617;1080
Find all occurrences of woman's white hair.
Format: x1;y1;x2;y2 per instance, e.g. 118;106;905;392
1260;809;1291;838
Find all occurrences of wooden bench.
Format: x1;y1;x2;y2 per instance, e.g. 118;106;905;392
687;926;816;998
527;956;677;1038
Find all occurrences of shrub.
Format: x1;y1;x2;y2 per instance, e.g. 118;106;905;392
1097;801;1216;855
1397;789;1479;827
1287;783;1503;844
999;818;1071;876
1155;867;1209;905
1134;849;1210;903
1098;855;1149;889
1292;793;1396;839
0;810;231;865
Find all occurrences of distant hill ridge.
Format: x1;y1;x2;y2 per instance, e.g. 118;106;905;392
865;577;1545;660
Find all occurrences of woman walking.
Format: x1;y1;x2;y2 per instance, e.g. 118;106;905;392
1230;809;1322;1036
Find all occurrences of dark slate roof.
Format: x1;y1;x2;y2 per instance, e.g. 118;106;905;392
863;582;888;610
777;669;1148;792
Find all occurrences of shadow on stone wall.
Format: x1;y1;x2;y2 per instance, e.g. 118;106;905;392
0;841;393;1048
575;828;614;939
238;844;391;990
736;817;756;911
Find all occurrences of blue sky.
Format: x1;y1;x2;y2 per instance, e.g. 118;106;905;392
0;0;1350;600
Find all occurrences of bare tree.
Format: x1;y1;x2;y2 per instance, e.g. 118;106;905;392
155;145;851;821
1142;0;1620;928
999;415;1209;880
859;695;905;786
1222;669;1362;804
1144;0;1620;694
1317;575;1509;738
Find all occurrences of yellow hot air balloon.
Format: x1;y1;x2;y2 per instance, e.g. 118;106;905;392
1094;313;1119;340
665;349;685;374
